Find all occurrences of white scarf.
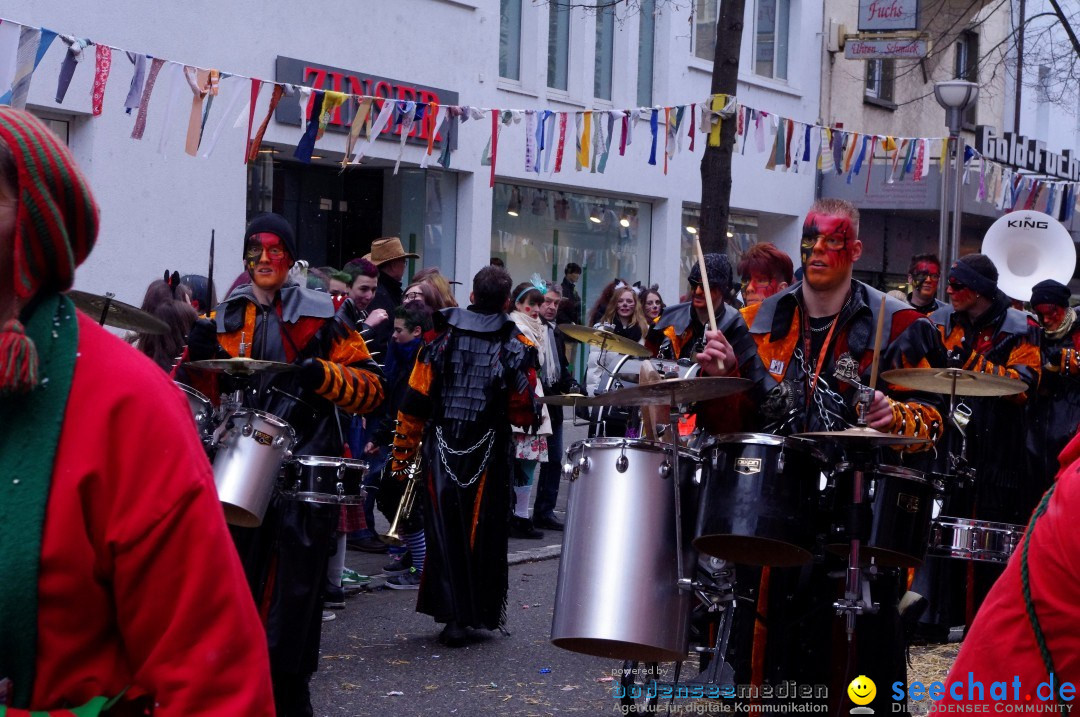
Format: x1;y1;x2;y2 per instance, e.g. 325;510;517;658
511;310;558;386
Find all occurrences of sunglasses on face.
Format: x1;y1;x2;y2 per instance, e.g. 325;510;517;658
244;243;286;261
947;280;967;292
800;233;847;251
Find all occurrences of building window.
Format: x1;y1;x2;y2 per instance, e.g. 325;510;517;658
864;59;895;106
491;183;652;319
595;3;615;100
680;207;759;290
754;0;789;80
637;0;656;106
499;0;522;81
954;30;979;127
548;4;571;91
694;0;718;61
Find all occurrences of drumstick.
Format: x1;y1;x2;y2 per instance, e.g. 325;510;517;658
868;295;887;392
692;238;724;375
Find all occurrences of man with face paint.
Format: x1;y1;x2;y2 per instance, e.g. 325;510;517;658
914;253;1041;642
904;252;945;315
737;198;946;711
1026;279;1080;486
736;242;793;307
175;212;384;717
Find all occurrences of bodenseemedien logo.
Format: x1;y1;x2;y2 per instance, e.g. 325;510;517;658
849;675;877;714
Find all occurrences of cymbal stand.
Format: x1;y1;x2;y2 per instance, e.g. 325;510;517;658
834;387;878;639
95;292;115;327
942;369;975;493
594;341;630;438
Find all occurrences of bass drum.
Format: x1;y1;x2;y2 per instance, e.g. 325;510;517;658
694;433;825;567
551;438;700;662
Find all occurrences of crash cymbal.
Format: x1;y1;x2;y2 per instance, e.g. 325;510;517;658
68;290;170;335
792;426;932;447
880;368;1026;397
556;324;652;358
186;357;300;376
586;376;751;407
537;393;591;406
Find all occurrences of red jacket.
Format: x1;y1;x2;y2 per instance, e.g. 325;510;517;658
30;314;274;714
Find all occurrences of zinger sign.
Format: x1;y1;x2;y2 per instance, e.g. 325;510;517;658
975;125;1080;182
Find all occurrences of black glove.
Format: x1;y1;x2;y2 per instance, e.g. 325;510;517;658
186;318;220;362
299;358;327;392
946;344;972;369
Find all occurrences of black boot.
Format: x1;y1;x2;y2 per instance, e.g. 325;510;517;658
439;620;468;647
509;516;544;539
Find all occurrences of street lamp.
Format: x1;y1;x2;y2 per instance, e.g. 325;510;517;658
934;80;980;299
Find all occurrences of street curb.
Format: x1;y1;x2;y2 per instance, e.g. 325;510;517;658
508;544;562;565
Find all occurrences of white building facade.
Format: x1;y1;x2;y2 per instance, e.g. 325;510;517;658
4;0;822;313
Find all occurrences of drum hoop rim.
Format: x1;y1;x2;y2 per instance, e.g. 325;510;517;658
174;382;212;404
931;516;1027;532
227;408;296;437
571;437;700;458
292;455;369;470
833;462;939;487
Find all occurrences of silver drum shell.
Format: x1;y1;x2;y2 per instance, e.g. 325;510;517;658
212;409;295;527
551;438;699;662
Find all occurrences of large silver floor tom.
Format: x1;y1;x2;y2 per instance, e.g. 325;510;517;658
212;409;295;527
551;438;700;662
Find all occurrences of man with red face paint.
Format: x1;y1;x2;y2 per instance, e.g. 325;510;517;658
176;212;384;717
914;253;1042;643
735;198;946;712
1026;279;1080;486
904;252;945;315
736;242;793;307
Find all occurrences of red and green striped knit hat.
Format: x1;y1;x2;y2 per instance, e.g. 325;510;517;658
0;107;99;393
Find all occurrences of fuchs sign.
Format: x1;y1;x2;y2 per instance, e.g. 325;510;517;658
975;125;1080;181
858;0;919;32
274;57;459;145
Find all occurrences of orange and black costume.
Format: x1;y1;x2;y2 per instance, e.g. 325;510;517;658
739;281;945;712
1027;308;1080;485
391;307;538;631
174;282;383;712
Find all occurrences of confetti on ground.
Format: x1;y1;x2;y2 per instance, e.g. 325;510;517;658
386;691;404;696
596;676;615;682
539;668;551;674
561;685;579;691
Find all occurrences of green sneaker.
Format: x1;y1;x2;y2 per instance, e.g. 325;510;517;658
341;568;371;586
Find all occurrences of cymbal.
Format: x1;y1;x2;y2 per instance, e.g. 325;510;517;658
187;357;300;376
792;426;931;447
537;393;590;406
880;368;1026;397
556;324;652;358
68;290;170;335
586;377;751;407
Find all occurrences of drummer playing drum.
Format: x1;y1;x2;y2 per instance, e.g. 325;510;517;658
688;199;947;711
174;213;383;717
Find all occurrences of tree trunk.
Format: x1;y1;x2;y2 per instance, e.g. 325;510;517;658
698;0;747;255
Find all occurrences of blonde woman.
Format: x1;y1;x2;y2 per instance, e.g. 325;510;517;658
598;283;649;341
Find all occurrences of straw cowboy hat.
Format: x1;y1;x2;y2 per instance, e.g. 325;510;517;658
363;237;419;266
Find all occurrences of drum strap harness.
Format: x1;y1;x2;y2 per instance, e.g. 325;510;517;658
1020;483;1069;711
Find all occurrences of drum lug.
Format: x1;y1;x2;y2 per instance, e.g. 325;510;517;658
615;454;629;473
572;455;591;479
659;460;671;479
241;423;254;438
336;481;345;498
777;451;785;473
272;435;288;449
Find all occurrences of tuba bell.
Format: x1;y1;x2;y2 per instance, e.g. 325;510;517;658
981;210;1076;302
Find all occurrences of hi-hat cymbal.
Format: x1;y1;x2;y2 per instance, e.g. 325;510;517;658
68;290;170;335
556;324;652;358
792;426;931;447
187;357;300;376
586;376;751;407
880;367;1026;397
537;393;590;406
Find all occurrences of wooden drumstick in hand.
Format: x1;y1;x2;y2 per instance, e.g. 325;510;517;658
693;238;724;375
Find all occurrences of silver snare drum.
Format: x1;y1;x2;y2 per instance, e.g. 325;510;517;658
551;438;700;662
212;409;295;528
279;456;368;504
928;516;1026;564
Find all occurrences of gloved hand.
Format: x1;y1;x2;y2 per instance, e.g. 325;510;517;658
946;344;972;369
186;318;220;362
1044;347;1063;373
299;357;327;391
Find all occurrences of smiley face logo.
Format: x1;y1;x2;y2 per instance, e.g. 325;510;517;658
848;675;876;706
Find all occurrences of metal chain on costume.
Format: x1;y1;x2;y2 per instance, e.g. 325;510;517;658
793;346;846;431
435;425;497;488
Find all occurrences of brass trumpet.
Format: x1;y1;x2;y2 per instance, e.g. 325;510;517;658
385;445;422;545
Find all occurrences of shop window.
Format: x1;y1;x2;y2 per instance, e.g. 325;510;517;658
680;206;759;296
954;31;979;128
754;0;789;81
500;0;522;81
865;59;895;108
491;183;651;322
